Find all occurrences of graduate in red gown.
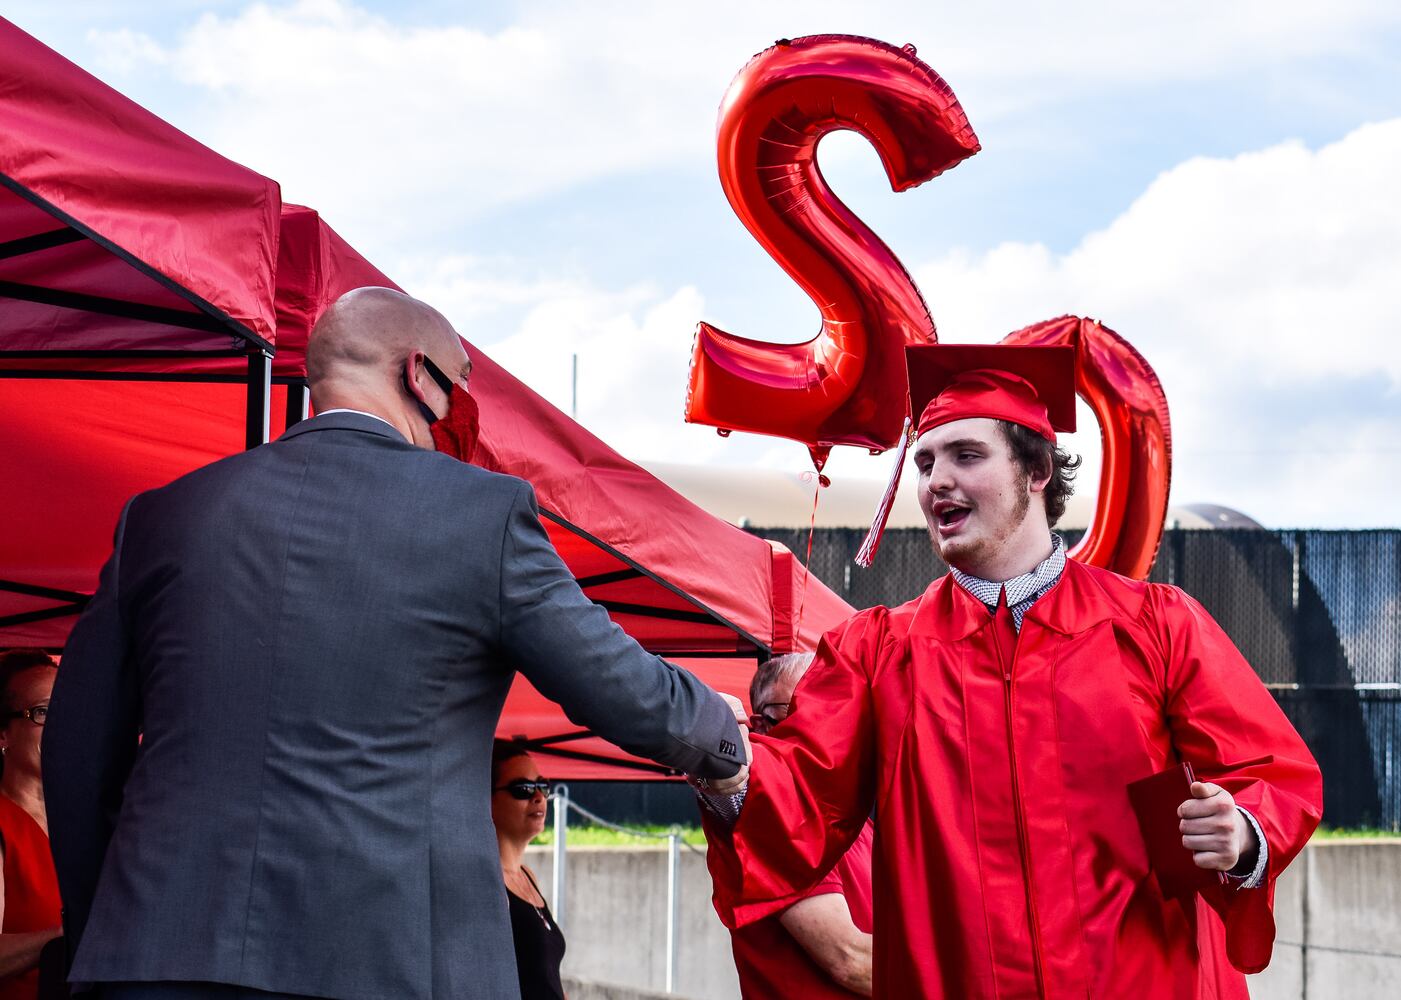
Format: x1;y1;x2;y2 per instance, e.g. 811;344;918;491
700;345;1322;999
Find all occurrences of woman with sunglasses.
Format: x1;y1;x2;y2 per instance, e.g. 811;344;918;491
0;650;62;1000
491;740;566;1000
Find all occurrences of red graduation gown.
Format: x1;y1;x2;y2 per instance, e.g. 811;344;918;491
705;559;1322;999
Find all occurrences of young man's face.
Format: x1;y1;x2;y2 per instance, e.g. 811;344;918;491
913;417;1034;573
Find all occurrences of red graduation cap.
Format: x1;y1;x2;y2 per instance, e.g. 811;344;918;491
854;343;1078;567
907;343;1077;443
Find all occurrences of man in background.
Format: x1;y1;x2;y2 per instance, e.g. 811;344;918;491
725;653;873;997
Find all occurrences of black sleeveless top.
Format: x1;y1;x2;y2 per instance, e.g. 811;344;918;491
505;869;567;1000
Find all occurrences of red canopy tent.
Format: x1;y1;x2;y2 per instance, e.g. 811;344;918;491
0;19;854;778
0;18;278;360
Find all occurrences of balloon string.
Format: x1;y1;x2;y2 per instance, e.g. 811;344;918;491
796;471;827;635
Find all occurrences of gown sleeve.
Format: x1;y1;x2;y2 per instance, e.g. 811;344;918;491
1150;584;1323;973
703;609;886;929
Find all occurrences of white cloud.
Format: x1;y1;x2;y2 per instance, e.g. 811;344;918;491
85;0;726;245
399;256;733;463
911;119;1401;527
81;1;1401;251
86;27;170;73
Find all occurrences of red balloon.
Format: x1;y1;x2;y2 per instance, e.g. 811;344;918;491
685;35;980;469
999;316;1173;581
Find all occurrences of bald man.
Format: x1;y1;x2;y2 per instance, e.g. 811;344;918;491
43;288;746;1000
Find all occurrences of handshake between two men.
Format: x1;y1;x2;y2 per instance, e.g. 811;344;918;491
40;289;1320;1000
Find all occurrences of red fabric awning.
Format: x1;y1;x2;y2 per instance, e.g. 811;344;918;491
0;17;280;358
0;24;856;777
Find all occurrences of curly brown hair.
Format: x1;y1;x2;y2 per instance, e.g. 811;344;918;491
997;421;1083;528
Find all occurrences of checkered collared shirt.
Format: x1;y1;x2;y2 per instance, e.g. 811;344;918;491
949;533;1067;631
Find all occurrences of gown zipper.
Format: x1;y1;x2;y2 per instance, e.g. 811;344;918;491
993;604;1048;998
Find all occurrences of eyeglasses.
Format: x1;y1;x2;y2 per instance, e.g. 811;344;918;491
494;778;552;800
748;702;791;733
8;704;47;727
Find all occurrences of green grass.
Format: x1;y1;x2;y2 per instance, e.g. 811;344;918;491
529;824;1400;846
1313;825;1401;839
532;824;707;847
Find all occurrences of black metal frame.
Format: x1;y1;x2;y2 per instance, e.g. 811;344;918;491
0;580;90;629
0;170;272;354
502;730;697;778
1;168;281;449
0;356;287;449
541;508;768;656
0;280;237;333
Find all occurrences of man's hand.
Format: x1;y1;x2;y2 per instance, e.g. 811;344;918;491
1179;781;1256;872
720;692;747;725
708;694;751;795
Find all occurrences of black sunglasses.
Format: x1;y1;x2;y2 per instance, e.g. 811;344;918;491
495;778;552;800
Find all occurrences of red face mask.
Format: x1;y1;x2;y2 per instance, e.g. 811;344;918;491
430;385;480;464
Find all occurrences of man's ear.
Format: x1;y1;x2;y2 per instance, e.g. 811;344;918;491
402;352;428;403
1027;455;1053;495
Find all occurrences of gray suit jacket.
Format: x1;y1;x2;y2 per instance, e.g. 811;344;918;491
43;411;744;1000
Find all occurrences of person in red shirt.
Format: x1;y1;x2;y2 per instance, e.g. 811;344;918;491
0;649;62;1000
699;345;1322;998
726;654;873;997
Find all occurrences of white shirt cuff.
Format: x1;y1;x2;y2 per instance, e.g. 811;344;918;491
1228;806;1269;889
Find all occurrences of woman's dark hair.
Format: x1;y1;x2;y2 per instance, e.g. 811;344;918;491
997;421;1083;528
491;738;533;787
0;649;57;714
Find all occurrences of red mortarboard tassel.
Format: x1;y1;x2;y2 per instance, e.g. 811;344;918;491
854;416;913;568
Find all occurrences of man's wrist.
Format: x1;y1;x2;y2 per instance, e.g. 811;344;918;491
692;779;746;824
1226;806;1269;888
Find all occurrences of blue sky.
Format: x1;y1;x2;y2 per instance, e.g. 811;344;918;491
9;1;1401;526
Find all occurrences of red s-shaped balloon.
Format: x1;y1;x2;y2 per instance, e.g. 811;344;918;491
685;35;981;469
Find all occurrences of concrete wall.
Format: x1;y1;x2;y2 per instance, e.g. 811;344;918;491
528;841;1400;1000
1248;840;1401;1000
562;977;678;1000
526;844;739;1000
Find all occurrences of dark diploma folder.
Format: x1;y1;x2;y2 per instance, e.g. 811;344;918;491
1127;761;1226;900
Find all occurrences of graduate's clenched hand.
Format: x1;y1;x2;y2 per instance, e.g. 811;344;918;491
1179;781;1254;872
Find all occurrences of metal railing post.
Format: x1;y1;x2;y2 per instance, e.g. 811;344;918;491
551;783;569;929
665;831;680;994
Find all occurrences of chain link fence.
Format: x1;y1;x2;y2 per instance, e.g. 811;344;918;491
747;527;1401;830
